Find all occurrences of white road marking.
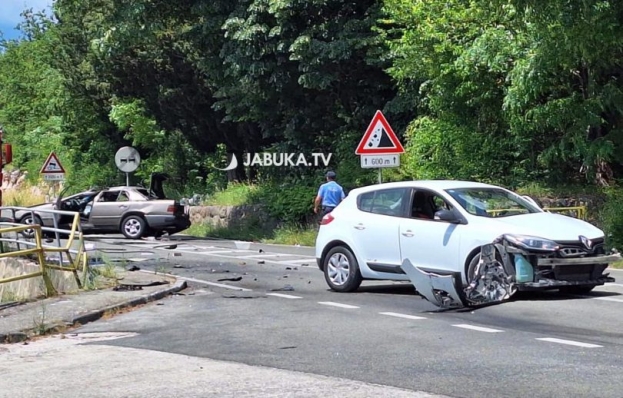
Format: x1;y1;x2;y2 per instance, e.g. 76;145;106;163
592;297;623;303
605;283;623;287
125;243;316;268
379;312;427;320
536;338;602;348
276;259;315;264
266;293;303;299
138;270;252;292
452;324;504;333
318;302;359;309
238;254;295;259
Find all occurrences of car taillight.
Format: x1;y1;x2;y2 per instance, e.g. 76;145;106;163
320;213;334;225
167;205;175;213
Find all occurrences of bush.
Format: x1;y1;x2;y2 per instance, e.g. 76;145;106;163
599;187;623;251
250;182;317;225
203;183;259;206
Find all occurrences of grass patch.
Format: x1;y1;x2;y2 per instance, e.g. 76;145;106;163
202;183;259;206
188;223;266;242
186;222;318;247
2;183;47;207
263;225;317;246
610;261;623;269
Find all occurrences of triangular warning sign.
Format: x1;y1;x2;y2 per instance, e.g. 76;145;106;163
355;110;405;155
40;152;66;174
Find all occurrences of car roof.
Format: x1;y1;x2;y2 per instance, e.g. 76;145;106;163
348;180;505;195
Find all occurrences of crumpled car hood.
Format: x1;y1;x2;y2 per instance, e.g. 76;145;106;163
486;212;603;241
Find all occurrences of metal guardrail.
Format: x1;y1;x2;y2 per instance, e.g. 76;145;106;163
0;207;90;298
543;206;587;220
486;206;587;220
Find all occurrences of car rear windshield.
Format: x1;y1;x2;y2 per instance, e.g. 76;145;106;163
135;188;153;199
445;188;541;218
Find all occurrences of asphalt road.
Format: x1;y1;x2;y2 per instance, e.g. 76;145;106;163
23;235;623;397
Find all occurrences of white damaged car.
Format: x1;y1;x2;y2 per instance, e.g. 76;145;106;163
315;180;620;308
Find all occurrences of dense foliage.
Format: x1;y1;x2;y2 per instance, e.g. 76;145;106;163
2;0;623;199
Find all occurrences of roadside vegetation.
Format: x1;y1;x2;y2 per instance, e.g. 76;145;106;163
1;182;47;207
2;1;623;247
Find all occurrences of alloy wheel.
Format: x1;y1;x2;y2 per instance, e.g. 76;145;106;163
327;252;350;286
124;218;142;238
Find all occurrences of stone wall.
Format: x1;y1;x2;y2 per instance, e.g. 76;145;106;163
189;205;279;230
189;194;607;231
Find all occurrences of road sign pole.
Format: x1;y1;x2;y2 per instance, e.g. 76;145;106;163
126;172;130;187
378;168;382;184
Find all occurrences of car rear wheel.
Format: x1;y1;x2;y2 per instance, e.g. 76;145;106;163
323;246;362;292
20;215;43;239
121;215;146;239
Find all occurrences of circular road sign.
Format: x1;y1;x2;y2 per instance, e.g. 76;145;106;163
115;146;141;173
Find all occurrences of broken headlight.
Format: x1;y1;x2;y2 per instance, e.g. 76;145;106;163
503;234;559;252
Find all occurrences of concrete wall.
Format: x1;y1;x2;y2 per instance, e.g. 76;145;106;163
0;258;80;302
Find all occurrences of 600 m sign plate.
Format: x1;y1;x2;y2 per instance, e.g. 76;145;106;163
360;154;400;169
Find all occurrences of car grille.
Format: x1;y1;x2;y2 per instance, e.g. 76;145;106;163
553;238;605;258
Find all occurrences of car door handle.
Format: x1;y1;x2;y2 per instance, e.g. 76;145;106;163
401;230;414;237
354;223;365;230
119;205;128;209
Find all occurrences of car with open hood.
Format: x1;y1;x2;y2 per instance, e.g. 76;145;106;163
315;180;619;307
16;173;191;239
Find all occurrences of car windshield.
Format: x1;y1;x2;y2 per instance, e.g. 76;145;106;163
445;187;541;218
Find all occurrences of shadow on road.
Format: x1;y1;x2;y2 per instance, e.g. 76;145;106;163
354;284;417;296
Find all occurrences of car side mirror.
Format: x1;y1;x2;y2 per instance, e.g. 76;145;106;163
434;209;461;224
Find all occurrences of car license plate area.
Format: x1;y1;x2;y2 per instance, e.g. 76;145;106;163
550;263;609;281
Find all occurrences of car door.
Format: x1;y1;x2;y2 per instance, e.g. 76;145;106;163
352;187;410;274
88;190;128;228
399;188;464;273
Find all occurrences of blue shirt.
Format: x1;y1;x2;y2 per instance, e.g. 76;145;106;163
318;181;345;207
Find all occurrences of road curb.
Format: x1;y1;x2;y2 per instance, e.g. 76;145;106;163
0;279;188;344
70;279;188;326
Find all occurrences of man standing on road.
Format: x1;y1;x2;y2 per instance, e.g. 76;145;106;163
314;171;345;217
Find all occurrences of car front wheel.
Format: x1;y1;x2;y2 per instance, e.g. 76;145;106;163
323;246;362;292
121;215;146;239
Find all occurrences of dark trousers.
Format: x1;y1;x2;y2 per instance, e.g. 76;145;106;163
321;206;335;216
